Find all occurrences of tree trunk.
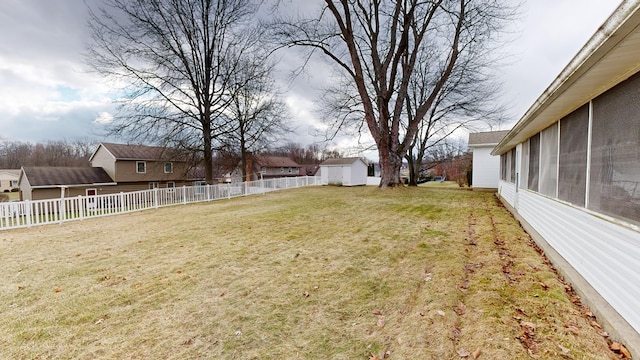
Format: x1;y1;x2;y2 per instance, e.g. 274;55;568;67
378;148;403;188
203;119;213;184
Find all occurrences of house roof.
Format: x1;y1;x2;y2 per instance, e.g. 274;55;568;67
468;130;509;147
254;156;301;168
320;157;367;166
493;1;640;154
0;169;20;178
91;142;186;162
21;167;116;188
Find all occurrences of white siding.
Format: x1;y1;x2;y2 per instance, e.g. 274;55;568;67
498;181;516;208
471;146;501;189
511;189;640;335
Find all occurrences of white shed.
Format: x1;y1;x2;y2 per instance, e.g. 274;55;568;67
467;130;509;191
319;157;368;186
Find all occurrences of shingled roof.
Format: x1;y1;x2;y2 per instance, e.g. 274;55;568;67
21;167;115;188
468;130;510;146
96;143;186;161
254;156;301;168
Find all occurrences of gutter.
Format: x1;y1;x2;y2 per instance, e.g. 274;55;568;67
493;0;640;155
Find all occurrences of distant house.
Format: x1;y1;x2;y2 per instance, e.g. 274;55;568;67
319;157;368;186
493;1;640;352
467;130;509;191
235;155;303;181
89;142;194;192
19;167;116;201
0;169;20;192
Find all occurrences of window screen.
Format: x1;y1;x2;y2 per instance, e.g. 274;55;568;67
589;72;640;225
509;148;516;183
539;123;558;197
520;140;529;189
500;153;507;180
528;133;540;191
558;105;589;206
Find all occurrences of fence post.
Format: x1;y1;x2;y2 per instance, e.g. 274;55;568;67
183;186;187;204
78;196;84;221
243;181;247;196
227;183;231;199
206;184;211;201
25;200;31;228
154;188;159;209
120;192;125;213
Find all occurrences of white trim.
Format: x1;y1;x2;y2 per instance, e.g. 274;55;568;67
136;161;146;174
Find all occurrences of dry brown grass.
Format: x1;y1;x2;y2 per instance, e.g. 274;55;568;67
0;186;617;359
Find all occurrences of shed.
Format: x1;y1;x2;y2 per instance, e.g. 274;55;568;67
467;130;509;191
319;157;368;186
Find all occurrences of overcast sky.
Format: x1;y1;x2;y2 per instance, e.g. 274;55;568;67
0;0;623;151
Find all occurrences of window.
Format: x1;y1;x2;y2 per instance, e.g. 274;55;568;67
509;148;516;183
164;162;173;174
136;161;146;174
167;182;175;192
558;105;589;206
539;123;558;197
10;180;18;187
500;153;507;180
528;133;540;192
520;140;529;189
589;72;640;224
194;181;206;186
149;182;159;189
260;167;266;174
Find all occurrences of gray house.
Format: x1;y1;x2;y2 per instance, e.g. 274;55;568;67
493;1;640;353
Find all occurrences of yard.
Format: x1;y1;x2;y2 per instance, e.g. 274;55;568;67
0;187;622;359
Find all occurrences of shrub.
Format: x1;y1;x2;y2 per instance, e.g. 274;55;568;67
0;194;9;202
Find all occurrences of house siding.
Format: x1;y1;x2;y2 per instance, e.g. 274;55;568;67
471;146;501;189
113;160;189;183
90;146;117;180
500;183;640;337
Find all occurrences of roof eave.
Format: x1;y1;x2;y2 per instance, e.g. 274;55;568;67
493;1;640;155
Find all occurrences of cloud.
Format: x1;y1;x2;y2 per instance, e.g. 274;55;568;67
93;112;114;125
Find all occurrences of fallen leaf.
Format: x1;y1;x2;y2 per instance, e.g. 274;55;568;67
377;318;385;327
454;300;467;316
436;310;446;316
539;282;549;290
558;344;570;354
589;321;602;329
610;342;632;358
384;350;390;358
372;309;383;315
54;287;62;293
472;348;482;359
369;354;381;360
234;330;242;336
457;348;470;357
303;291;310;297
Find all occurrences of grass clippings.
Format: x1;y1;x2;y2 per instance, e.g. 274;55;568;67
0;186;620;359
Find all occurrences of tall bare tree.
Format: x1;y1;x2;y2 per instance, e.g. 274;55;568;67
224;58;291;181
86;0;263;183
403;31;507;186
274;0;514;187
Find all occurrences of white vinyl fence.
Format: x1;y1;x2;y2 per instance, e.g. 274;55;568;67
0;176;321;231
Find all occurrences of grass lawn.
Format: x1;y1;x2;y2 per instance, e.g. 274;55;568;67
0;187;618;359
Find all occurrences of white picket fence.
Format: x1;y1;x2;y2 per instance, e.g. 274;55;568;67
0;176;321;231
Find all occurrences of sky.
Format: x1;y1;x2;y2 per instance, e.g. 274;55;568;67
0;0;623;153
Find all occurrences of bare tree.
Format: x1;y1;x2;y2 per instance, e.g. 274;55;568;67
224;58;291;181
85;0;263;183
273;0;515;187
403;31;507;186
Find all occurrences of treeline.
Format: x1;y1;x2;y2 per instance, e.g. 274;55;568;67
0;140;97;169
